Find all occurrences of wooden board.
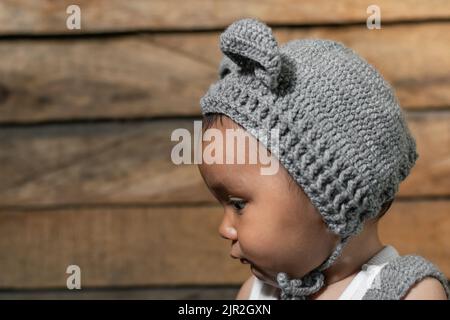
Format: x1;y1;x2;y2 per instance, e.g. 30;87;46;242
0;206;250;289
1;0;448;298
0;114;449;208
0;120;212;206
0;286;239;300
0;0;449;35
379;200;450;277
403;112;450;196
0;23;449;123
0;200;448;289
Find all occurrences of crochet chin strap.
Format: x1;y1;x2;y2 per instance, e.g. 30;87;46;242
276;236;351;300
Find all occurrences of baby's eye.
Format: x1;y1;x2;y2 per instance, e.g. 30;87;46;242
228;197;246;213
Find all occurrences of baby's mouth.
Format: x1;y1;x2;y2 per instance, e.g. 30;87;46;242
230;252;252;265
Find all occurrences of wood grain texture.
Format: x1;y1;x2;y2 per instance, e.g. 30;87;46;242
0;286;239;300
1;0;448;298
379;200;450;277
0;114;449;207
0;200;448;289
402;112;450;196
0;35;214;123
0;206;250;289
0;0;449;34
0;23;449;123
0;120;212;206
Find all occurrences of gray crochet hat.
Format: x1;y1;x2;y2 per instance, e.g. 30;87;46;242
199;18;419;299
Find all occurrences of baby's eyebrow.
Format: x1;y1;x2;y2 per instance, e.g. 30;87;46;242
205;181;229;202
208;181;228;193
209;180;242;198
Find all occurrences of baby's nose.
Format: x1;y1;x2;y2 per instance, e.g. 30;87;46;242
218;213;237;241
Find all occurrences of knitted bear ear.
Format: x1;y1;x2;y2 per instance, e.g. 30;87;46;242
218;55;240;80
219;18;282;90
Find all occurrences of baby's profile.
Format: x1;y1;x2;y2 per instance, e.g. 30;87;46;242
196;18;449;300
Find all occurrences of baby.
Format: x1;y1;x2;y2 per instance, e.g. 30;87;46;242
196;18;449;300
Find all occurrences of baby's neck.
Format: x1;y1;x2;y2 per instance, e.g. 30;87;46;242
309;219;384;299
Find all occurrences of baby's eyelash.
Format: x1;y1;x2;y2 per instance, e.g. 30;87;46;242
227;197;246;213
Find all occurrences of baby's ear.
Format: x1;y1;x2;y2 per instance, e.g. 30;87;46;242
218;18;282;90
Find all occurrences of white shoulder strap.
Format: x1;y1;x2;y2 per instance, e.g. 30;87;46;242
248;276;279;300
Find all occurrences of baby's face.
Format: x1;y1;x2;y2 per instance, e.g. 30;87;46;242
197;116;339;287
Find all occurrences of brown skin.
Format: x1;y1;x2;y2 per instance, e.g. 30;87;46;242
197;116;447;300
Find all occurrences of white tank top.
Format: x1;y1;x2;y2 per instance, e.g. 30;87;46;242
248;245;399;300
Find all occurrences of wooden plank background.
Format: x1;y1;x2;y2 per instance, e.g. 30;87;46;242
1;0;449;34
0;1;449;299
1;23;450;123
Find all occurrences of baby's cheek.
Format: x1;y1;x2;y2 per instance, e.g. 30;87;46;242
238;219;321;276
238;224;286;266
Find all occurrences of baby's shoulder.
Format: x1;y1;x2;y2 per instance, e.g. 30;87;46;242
236;275;255;300
403;277;448;300
364;255;449;300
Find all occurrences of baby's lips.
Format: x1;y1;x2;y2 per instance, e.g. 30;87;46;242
229;252;250;264
229;253;240;260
